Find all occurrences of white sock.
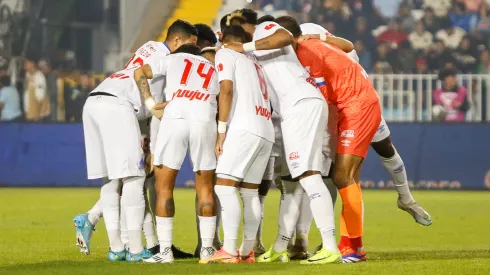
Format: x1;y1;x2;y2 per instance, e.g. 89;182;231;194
100;179;124;252
239;188;261;256
214;185;240;255
120;196;129;246
143;208;159;248
87;199;103;226
295;192;312;248
273;180;302;253
256;195;266;244
299;174;338;253
121;176;146;254
214;194;222;246
156;216;173;251
381;148;414;204
324;178;338;205
198;216;216;248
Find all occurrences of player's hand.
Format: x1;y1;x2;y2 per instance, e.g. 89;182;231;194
298;34;319;44
215;133;226;157
151;102;169;120
452;101;462;108
221;42;245;53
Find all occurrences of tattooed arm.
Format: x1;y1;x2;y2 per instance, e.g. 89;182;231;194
134;64;167;119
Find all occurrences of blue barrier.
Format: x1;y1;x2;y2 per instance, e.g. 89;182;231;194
1;123;489;189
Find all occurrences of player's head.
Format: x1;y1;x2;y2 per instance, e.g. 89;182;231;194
275;16;302;49
258;15;275;25
226;10;256;36
222;25;253;45
275;16;302;38
194;23;218;49
172;43;202;55
165;19;199;52
201;47;217;63
439;68;458;89
217;14;230;43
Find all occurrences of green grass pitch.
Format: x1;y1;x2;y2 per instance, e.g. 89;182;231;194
0;188;489;274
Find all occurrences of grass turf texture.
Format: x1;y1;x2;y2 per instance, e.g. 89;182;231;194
0;188;489;275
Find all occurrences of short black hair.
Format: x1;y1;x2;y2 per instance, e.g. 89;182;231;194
194;23;217;48
439;68;458;81
226;11;248;28
166;19;198;41
173;44;202;55
275;16;302;37
240;8;258;25
258;15;275;25
222;26;252;44
220;14;229;31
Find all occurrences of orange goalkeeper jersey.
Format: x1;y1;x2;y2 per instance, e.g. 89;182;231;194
296;39;379;113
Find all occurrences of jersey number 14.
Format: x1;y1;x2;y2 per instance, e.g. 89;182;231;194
180;59;215;90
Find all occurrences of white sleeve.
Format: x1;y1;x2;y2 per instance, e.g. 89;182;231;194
215;50;236;83
348;50;360;63
147;56;170;78
253;22;290;41
34;72;47;101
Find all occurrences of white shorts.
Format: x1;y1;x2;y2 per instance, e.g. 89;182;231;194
83;96;145;180
282;98;328;179
153;118;217;172
321;104;338;176
216;130;273;184
149;115;160;154
371;116;391;143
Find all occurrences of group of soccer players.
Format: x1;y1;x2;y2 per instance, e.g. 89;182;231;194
73;8;432;265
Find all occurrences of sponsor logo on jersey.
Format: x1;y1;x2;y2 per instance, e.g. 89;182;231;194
289;152;300;160
255;105;271;120
172;89;211;101
341;139;351;147
340;130;355;138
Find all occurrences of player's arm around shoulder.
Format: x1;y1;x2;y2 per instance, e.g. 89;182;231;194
252;22;294;52
134;64;167;119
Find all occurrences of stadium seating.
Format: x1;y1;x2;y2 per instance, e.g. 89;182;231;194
157;0;222;42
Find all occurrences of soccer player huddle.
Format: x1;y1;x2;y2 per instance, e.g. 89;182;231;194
74;8;432;264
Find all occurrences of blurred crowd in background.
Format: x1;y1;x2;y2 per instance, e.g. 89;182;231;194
0;0;489;123
251;0;490;74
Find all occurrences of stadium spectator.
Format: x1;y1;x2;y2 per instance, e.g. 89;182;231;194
476;49;490;74
398;3;416;32
453;36;478;73
38;59;58;122
398;40;417;73
436;18;466;49
319;0;353;37
424;0;453;17
427;39;456;72
415;58;430;74
372;42;399;73
0;75;22;122
377;19;409;46
23;56;50;122
373;0;403;20
475;3;490;34
348;16;376;54
433;68;469;122
409;21;434;52
354;40;373;72
456;0;484;13
448;2;478;32
64;71;91;122
421;7;443;34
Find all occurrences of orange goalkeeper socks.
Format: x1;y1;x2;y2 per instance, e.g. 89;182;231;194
338;183;364;250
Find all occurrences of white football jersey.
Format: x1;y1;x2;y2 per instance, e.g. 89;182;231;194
92;67;144;111
148;53;219;123
126;41;171;118
299;23;360;63
252;22;323;116
215;48;274;142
